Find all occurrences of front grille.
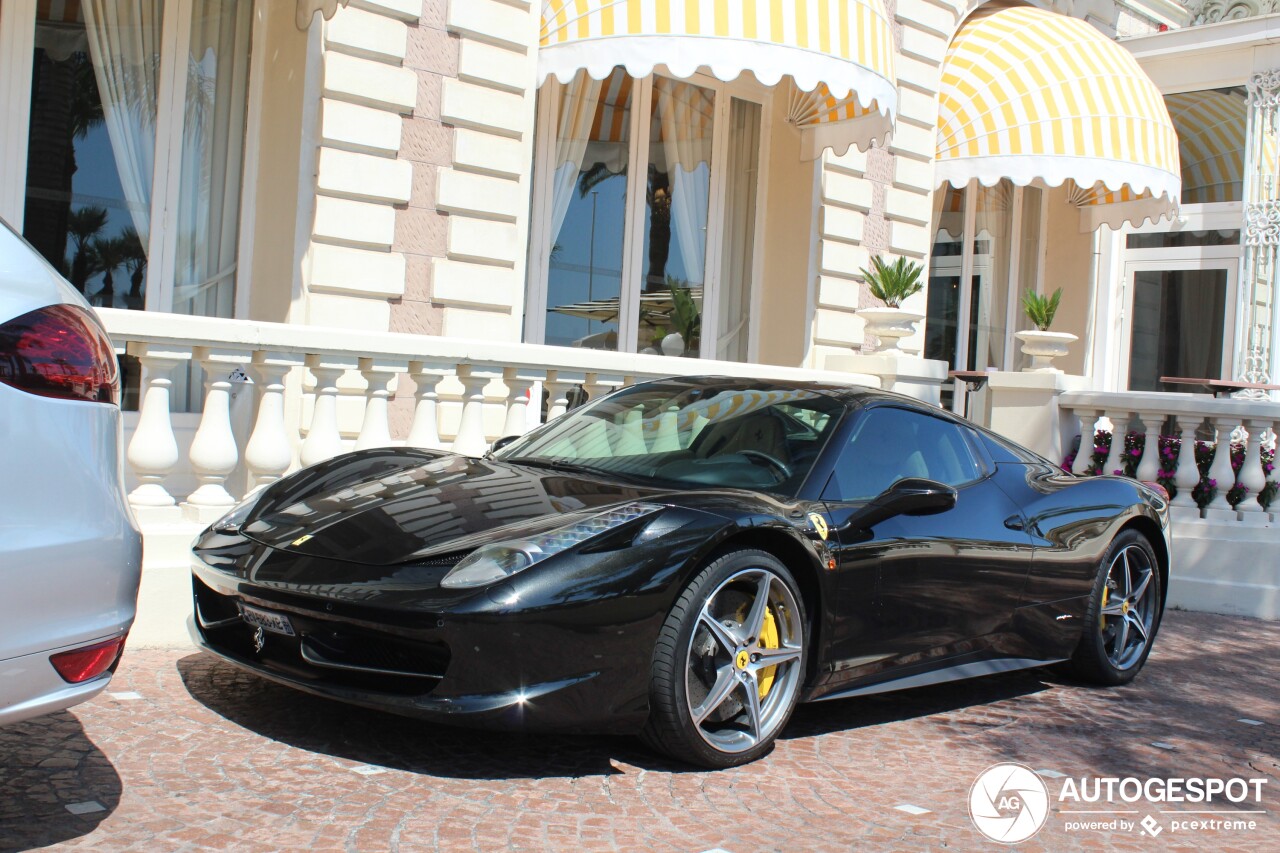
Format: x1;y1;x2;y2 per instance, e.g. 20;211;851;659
192;576;450;696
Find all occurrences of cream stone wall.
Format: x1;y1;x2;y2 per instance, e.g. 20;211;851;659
303;0;421;331
434;0;540;343
809;0;954;368
1040;185;1097;377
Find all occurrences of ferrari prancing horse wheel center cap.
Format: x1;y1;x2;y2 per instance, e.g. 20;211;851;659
735;650;750;670
1122;601;1130;615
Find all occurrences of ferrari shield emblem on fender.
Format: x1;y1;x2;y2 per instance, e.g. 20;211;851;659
808;512;829;541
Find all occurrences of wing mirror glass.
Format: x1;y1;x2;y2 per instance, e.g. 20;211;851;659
487;435;520;457
848;478;957;530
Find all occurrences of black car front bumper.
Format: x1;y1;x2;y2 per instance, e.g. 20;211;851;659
187;534;709;733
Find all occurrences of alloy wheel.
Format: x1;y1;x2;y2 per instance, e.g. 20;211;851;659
1100;544;1157;670
684;568;804;754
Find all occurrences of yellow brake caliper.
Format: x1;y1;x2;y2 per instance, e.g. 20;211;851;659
1100;586;1109;631
757;607;780;700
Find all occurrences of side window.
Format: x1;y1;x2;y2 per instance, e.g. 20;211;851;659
823;407;986;501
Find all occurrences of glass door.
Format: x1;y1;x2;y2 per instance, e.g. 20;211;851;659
1121;260;1238;392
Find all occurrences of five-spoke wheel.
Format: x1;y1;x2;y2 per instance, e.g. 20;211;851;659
1067;529;1163;685
644;550;806;768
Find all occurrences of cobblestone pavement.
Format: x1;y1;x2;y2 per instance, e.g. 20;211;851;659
1;610;1276;852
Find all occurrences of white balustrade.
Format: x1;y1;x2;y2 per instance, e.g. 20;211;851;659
1061;391;1280;522
125;343;187;509
97;307;889;513
183;348;247;512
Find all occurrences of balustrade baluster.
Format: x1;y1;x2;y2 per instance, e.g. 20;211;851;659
1072;409;1098;475
125;343;187;509
300;356;352;467
1239;419;1270;515
502;367;543;440
355;359;405;450
406;363;447;450
1134;411;1162;483
545;370;585;422
1206;416;1240;514
452;365;493;457
1172;415;1202;510
184;348;249;514
1103;411;1131;477
244;352;301;492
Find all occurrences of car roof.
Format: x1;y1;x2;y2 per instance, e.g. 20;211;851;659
637;375;927;407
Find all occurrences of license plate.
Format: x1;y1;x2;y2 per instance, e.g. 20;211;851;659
239;603;296;637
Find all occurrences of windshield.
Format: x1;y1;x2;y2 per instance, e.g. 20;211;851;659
495;380;844;496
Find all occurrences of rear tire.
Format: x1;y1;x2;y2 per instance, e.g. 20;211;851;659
642;549;807;768
1065;529;1163;686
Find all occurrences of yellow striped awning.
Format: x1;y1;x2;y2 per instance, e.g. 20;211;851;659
539;0;898;158
936;6;1180;228
1165;88;1252;205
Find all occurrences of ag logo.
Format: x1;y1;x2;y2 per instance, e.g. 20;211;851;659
968;763;1049;843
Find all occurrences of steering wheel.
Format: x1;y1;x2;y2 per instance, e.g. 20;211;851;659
739;449;793;481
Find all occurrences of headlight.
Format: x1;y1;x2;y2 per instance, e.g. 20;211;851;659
209;493;259;534
440;502;663;589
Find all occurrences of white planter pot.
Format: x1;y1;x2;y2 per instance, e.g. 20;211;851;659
1015;330;1078;372
660;332;686;357
855;307;923;355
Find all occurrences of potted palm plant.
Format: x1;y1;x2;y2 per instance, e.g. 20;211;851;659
1014;287;1077;372
855;256;925;355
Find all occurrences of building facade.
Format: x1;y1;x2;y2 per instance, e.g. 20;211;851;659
2;1;1276;629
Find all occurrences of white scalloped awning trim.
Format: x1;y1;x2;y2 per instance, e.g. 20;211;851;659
539;1;898;158
936;6;1181;228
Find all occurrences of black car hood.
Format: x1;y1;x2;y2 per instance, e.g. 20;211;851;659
238;449;666;566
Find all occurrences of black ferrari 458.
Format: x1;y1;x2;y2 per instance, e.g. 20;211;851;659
190;376;1170;768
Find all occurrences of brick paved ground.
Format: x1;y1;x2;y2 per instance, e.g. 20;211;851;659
1;609;1276;852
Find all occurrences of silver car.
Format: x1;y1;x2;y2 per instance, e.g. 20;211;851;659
0;222;142;724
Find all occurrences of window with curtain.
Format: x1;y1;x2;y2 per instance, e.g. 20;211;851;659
17;0;253;320
924;180;1044;377
530;69;766;362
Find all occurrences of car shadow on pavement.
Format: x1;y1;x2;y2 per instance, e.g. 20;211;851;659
0;711;121;853
783;667;1053;740
176;653;642;780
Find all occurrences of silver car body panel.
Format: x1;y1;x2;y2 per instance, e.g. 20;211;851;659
0;222;142;724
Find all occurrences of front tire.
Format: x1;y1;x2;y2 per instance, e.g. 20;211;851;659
642;549;808;768
1066;529;1163;685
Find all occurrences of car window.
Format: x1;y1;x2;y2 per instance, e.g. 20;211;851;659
822;406;986;501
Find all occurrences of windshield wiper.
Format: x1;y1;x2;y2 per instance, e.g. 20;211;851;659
504;457;639;482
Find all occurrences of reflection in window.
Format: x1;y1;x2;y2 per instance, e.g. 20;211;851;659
23;1;161;311
925;185;964;368
636;77;715;357
1163;87;1247;205
544;69;631;351
1128;269;1227;392
1126;230;1240;249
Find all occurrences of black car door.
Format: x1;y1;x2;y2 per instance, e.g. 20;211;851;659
819;405;1035;687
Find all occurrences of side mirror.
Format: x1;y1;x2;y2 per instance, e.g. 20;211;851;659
848;478;957;530
488;435;520;455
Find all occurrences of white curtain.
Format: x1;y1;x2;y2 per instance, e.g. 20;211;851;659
549;72;605;250
656;79;714;286
717;99;761;362
82;0;162;247
173;0;252;318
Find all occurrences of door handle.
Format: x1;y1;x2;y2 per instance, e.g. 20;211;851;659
1003;515;1025;531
